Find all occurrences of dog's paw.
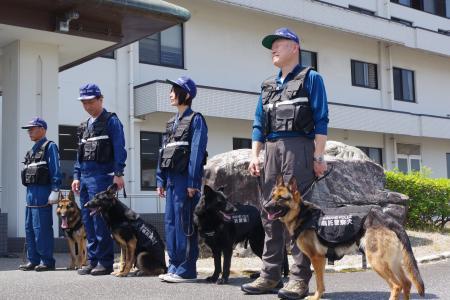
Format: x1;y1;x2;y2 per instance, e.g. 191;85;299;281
115;272;129;277
206;275;219;283
216;278;228;285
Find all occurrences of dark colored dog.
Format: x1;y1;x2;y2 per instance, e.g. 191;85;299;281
56;191;87;270
194;185;288;284
85;184;167;277
265;175;425;300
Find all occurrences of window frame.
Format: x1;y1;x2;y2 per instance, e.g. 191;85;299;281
393;67;416;102
391;0;450;19
356;146;383;165
348;5;376;16
58;125;79;190
300;50;318;71
397;154;422;173
232;137;252;150
138;24;185;69
351;59;379;90
140;131;163;191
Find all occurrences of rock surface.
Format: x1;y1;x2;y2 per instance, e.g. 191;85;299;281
204;141;408;224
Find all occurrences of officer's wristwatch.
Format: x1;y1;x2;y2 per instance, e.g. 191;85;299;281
313;155;325;163
114;171;124;177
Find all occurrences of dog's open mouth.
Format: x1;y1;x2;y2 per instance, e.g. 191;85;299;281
266;206;289;220
61;216;68;229
89;207;101;216
219;210;233;222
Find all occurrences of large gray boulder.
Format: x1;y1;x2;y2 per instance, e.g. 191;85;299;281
204;141;408;224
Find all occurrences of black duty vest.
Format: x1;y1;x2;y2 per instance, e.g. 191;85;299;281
160;111;205;173
77;112;115;163
262;67;314;135
21;141;51;186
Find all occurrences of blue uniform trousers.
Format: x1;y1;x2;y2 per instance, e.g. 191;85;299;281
165;174;199;279
25;207;54;267
79;173;114;268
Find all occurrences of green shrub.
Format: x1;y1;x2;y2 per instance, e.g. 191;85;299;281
385;170;450;230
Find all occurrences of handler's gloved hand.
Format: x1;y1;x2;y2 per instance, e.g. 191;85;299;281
48;191;60;205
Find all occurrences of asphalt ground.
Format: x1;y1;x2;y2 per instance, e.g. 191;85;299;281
0;254;448;299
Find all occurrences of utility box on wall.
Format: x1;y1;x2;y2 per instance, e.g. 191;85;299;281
0;213;7;254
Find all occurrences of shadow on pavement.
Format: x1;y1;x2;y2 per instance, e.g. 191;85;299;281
409;235;433;247
324;291;438;299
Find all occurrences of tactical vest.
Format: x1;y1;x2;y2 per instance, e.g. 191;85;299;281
21;141;51;186
77;112;115;163
160;111;205;173
262;67;314;135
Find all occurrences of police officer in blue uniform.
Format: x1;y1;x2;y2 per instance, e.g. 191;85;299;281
157;76;208;283
72;84;127;276
19;117;61;271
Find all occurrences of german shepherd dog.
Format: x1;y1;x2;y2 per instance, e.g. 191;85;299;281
264;175;425;300
56;191;87;270
194;185;289;284
85;184;167;277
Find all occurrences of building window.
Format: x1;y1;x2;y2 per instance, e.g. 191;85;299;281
101;51;115;59
300;50;318;70
141;132;162;190
356;146;383;165
139;24;184;68
233;138;252;150
58;125;79;190
393;67;415;102
348;5;376;16
391;0;450;18
438;29;450;36
396;143;421;173
447;153;450;178
391;17;413;26
351;60;378;89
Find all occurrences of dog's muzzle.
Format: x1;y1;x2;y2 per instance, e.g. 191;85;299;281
263;201;289;220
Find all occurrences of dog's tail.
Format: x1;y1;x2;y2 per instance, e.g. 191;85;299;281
399;233;425;297
372;210;425;296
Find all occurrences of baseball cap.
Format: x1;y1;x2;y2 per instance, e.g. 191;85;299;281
262;27;300;49
78;83;102;100
166;76;197;99
21;117;47;130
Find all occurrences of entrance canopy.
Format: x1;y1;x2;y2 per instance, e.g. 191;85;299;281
0;0;190;90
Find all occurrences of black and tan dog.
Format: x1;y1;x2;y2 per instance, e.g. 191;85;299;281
56;191;87;270
85;183;167;277
265;175;425;300
194;185;288;284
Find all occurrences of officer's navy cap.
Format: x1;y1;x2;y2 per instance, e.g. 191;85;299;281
21;117;47;130
262;27;300;49
78;83;102;100
166;76;197;99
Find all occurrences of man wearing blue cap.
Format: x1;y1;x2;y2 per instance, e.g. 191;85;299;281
241;28;329;299
156;76;208;283
19;117;61;271
72;83;127;276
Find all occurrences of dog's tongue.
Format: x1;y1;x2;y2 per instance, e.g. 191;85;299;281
267;213;276;221
89;208;99;216
61;217;68;229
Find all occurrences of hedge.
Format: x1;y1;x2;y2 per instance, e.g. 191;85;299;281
385;170;450;230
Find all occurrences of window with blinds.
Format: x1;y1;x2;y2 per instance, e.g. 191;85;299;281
351;60;378;89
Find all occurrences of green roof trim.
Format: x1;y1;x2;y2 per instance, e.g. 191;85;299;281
105;0;191;22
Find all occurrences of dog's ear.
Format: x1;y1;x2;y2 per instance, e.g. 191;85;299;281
68;190;75;202
217;185;225;192
59;192;64;201
203;185;213;196
287;176;300;201
276;174;285;187
107;183;118;195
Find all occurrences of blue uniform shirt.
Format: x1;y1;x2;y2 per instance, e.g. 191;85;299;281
156;107;208;190
252;64;329;142
30;137;62;191
73;109;127;179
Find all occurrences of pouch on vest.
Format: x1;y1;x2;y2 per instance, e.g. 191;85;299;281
294;104;314;134
160;146;189;173
316;212;366;246
22;164;50;186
